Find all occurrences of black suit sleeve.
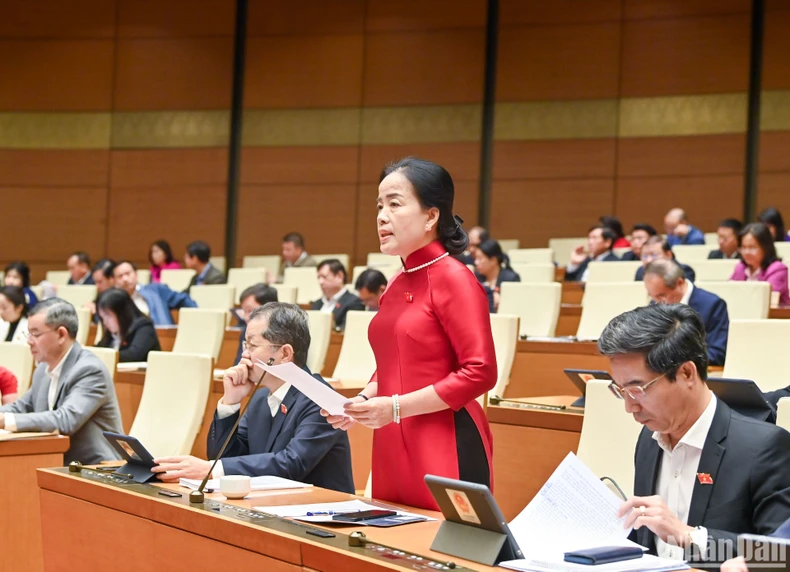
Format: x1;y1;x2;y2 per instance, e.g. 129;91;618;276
119;319;160;362
705;299;729;366
207;406;250;459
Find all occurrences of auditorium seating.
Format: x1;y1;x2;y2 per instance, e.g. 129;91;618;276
209;256;226;273
696;281;770;320
508;248;553;264
160;269;196;292
57;285;97;310
227;268;266;304
548;237;585;267
283;267;322;305
136;269;151;285
189;285;235;313
672;244;715;261
692;260;739;282
498;239;520;252
44;271;70;286
75;307;92;346
0;342;34;394
242;255;281;280
723;320;790;391
172;309;226;361
313;254;350;271
577;283;649;341
489;314;519;399
366;253;401;267
510;263;555;283
272;284;297;304
84;346;118;380
332;311;376;382
498;282;561;338
585;261;642;283
305;310;332;375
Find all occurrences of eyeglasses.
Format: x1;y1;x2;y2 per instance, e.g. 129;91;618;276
25;329;55;341
242;342;283;353
608;373;666;401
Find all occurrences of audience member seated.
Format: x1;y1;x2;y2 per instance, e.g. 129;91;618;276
664;207;705;246
0;298;123;464
233;283;279;365
96;288;160;363
280;232;317;278
355;268;388;311
149;240;181;283
0;286;29;343
600;215;630;248
635;236;696;282
758;206;790;242
474;239;520;312
67;251;94;285
708;218;742;259
150;303;354;493
599;304;790;564
310;259;364;330
730;222;790;306
184;240;225;289
87;259;117;321
643;259;728;366
3;261;38;306
0;366;18;405
621;224;657;261
113;261;197;326
565;225;619;282
458;225;489;265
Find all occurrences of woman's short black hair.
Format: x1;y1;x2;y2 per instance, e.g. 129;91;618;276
741;222;780;270
149;240;175;265
380;157;468;255
600;216;625;240
0;285;29;317
758;207;786;241
97;288;144;345
3;261;31;288
477;239;510;269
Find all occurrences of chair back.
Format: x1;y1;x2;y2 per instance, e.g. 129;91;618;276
692;260;739;282
510;263;555;283
498;282;561;337
586;261;642;283
45;271;70;286
306;310;333;374
84;346;118;379
0;342;34;395
160;269;196;292
190;284;236;312
75;307;92;346
227;268;267;304
508;248;552;264
172;308;226;360
548;237;586;267
272;284;297;304
489;314;519;399
723;320;790;391
672;244;716;262
284;267;322;305
576;283;649;341
332;311;377;381
57;285;97;310
696;281;770;320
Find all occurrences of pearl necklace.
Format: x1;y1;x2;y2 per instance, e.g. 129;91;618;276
404;252;449;273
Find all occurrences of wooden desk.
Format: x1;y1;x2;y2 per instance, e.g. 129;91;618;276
488;396;583;520
37;467;495;572
561;282;583;305
1;435;69;572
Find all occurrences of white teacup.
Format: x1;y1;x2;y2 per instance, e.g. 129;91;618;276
220;475;251;499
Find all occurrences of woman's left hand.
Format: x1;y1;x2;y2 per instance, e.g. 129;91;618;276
343;397;394;429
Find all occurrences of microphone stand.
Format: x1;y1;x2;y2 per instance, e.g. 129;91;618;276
189;357;275;504
487;395;567;411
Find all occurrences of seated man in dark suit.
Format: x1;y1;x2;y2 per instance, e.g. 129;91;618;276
233;283;278;365
66;251;95;285
598;304;790;564
114;261;197;326
709;218;743;260
310;259;364;330
664;207;706;246
621;224;658;261
643;259;728;365
184;240;226;289
565;225;620;282
355;268;388;311
0;298;123;464
151;302;354;494
635;236;696;282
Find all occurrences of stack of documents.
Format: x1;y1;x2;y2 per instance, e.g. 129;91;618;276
500;453;689;572
255;499;433;524
116;362;147;372
179;475;311;492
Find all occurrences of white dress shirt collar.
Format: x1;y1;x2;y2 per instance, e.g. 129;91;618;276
46;344;75;410
267;382;292;417
652;391;716;453
320;287;347;312
680;281;694;306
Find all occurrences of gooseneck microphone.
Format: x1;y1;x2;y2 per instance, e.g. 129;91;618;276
189;357;275;504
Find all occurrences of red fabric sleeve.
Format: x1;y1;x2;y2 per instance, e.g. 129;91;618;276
0;367;19;396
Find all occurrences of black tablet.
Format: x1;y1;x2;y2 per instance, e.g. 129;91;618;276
563;369;612;408
706;378;776;423
424;474;522;566
102;431;158;483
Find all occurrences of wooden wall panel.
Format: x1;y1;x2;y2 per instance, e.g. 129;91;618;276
617;135;746;178
499;0;622;24
491;180;615;247
116;0;235;38
0;0;115;38
763;9;790;90
493;140;616;180
247;0;366;36
620;14;750;97
113;38;234;110
359;143;481;183
241;147;359;185
110;149;228;188
236;185;357;258
497;23;622;101
0;150;109;187
623;0;751;19
0;40;115;111
244;35;364;109
615;176;742;231
365;0;486;31
757;174;790;215
107;186;227;261
363;30;486;106
759;133;790;174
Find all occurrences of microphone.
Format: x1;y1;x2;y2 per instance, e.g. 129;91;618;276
189;357;275;504
487;395;567;411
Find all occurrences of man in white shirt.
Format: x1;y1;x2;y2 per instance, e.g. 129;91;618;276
597;304;790;564
151;302;354;493
309;259;364;330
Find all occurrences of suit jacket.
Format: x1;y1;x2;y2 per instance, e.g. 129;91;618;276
97;316;161;362
708;250;741;260
636;262;696;283
309;290;365;330
666;225;705;246
564;252;620;282
632;399;790;562
687;286;729;366
0;342;123;464
207;373;354;494
67;274;95;286
139;283;197;326
0;316;28;344
621;251;640;261
187;264;226;289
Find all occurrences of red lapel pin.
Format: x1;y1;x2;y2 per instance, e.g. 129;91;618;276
697;473;713;485
335;303;341;309
280;403;288;415
405;292;413;303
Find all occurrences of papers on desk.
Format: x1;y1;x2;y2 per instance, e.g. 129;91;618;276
255;360;351;416
179;475;312;492
0;430;59;441
525;336;578;343
500;453;689;572
255;499;434;524
116;362;147;372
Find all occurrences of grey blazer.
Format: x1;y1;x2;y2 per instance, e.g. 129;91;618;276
0;342;123;464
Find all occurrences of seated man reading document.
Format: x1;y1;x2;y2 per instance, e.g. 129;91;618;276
152;302;354;494
597;304;790;563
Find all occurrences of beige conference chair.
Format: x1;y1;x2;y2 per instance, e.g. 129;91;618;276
313;254;350;271
209;256;226;273
129;352;213;457
696;281;770;320
172;309;226;361
489;314;519;399
75;307;92;346
498;239;520;253
548;237;586;267
284;267;322;305
332;311;377;382
350;265;400;292
366;253;401;267
160;269;196;293
585;261;642;283
510;263;555;283
84;346;118;380
227;268;267;304
305;310;332;375
508;248;553;264
704;233;719;246
44;271;71;286
498;282;561;338
189;284;235;312
776;398;790;432
576;283;649;341
576;379;643;499
136;269;151;285
0;342;34;395
672;244;716;262
272;284;297;304
723;320;790;391
57;285;97;310
242;255;282;282
692;260;739;282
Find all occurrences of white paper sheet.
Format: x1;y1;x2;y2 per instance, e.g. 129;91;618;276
116;361;147;372
253;499;434;523
179;475;312;492
255;360;351;416
499;554;689;572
